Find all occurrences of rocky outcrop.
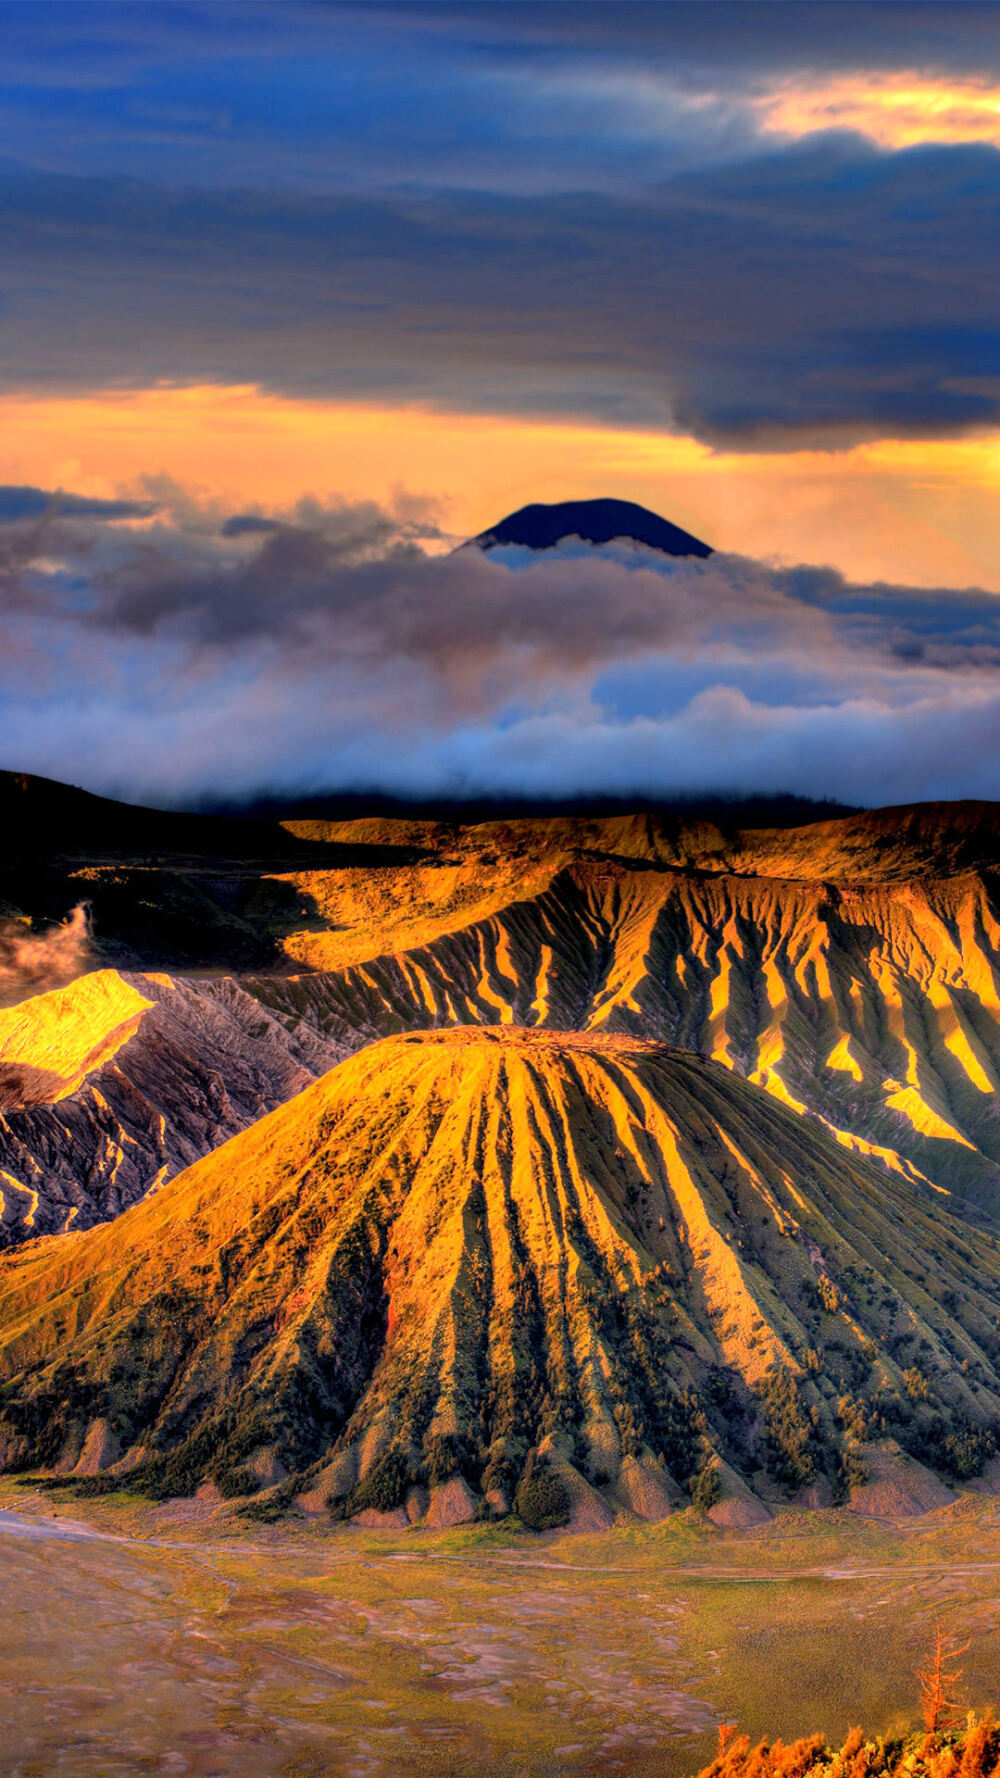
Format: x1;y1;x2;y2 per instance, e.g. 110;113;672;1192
707;1461;772;1530
424;1477;478;1529
847;1441;957;1519
0;970;346;1243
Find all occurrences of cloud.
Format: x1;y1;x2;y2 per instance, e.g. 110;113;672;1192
2;132;999;449
220;515;282;538
4;488;1000;809
4;3;1000;449
0;904;94;1008
0;485;157;523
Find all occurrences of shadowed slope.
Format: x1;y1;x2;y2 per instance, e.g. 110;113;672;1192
2;1029;999;1512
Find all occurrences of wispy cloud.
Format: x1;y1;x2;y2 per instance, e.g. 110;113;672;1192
0;485;157;523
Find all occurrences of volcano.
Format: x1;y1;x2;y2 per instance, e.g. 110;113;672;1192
2;1026;998;1521
9;791;1000;1246
469;496;712;558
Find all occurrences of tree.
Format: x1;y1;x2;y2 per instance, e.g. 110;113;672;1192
917;1625;968;1734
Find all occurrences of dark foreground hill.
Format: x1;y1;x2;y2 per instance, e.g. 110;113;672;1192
2;1028;999;1522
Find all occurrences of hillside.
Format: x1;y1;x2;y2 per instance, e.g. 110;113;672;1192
253;857;1000;1216
0;970;345;1241
9;785;1000;1240
0;769;422;974
2;1028;999;1519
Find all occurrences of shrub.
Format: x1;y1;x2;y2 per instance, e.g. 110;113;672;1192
816;1275;840;1314
834;1444;870;1502
692;1718;1000;1778
756;1368;821;1488
515;1464;571;1530
237;1478;298;1522
904;1367;932;1403
423;1432;475;1487
690;1459;722;1514
350;1446;412;1514
216;1466;260;1499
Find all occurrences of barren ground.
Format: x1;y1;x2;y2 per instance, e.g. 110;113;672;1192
5;1485;1000;1778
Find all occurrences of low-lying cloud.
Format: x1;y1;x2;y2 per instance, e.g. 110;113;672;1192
4;487;1000;810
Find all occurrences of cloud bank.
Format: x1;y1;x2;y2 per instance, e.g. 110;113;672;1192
3;4;1000;449
4;488;1000;809
3;138;1000;450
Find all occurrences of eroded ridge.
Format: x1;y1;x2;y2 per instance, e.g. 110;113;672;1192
0;970;346;1242
254;862;1000;1214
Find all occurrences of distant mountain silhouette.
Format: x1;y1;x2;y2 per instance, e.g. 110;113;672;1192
470;496;712;557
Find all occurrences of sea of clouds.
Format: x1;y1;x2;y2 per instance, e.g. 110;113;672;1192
3;483;1000;809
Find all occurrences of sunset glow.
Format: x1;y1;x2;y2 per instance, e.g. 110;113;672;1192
1;2;999;808
4;384;1000;589
758;72;1000;149
9;15;1000;1769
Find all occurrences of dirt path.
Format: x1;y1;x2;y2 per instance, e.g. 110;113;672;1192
7;1502;1000;1587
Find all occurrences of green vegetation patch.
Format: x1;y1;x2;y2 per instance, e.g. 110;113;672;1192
514;1459;570;1530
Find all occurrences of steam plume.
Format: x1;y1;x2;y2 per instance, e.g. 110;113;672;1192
0;904;95;1009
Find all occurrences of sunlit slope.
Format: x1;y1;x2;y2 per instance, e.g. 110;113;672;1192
253;861;1000;1212
11;784;1000;1239
0;970;154;1104
281;798;1000;894
0;970;345;1243
2;1029;999;1508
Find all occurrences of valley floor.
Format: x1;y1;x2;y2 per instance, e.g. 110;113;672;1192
4;1487;1000;1778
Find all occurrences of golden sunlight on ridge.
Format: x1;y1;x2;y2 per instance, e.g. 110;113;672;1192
3;385;1000;586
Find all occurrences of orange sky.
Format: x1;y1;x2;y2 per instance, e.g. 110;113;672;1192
3;384;1000;589
757;73;1000;150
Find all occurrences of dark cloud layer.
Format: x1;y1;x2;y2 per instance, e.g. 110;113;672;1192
0;485;157;523
2;137;1000;446
2;3;1000;445
388;3;1000;74
4;491;1000;810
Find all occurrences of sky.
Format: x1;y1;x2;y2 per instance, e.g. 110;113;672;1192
3;1;1000;808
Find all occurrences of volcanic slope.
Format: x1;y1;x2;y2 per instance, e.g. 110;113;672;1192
255;850;1000;1215
14;786;1000;1236
0;970;345;1243
3;1028;1000;1516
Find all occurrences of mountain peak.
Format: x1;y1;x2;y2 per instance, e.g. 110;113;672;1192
470;496;712;558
